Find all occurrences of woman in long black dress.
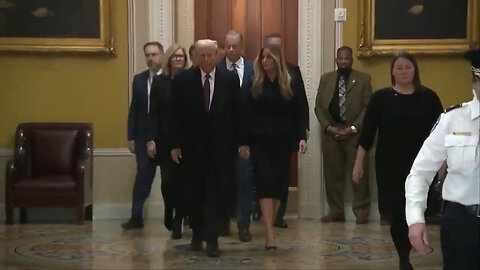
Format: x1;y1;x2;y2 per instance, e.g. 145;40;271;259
247;45;309;249
352;52;443;270
147;44;188;239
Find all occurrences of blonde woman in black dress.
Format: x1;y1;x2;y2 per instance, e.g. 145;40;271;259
246;45;309;249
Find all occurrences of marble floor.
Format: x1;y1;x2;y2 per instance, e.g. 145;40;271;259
0;219;442;269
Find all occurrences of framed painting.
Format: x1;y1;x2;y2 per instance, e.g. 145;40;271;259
358;0;479;57
0;0;114;53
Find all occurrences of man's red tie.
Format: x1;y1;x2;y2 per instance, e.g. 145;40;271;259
203;74;211;111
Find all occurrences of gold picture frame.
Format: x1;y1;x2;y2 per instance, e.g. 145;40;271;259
0;0;114;54
358;0;479;57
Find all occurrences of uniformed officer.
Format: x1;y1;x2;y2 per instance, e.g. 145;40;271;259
405;50;480;270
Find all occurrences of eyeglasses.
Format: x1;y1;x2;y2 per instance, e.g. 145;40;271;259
172;54;185;60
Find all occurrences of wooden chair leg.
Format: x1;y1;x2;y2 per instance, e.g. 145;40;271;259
76;206;85;225
19;208;27;224
5;206;13;225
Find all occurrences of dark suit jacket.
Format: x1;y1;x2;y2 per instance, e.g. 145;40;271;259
287;63;310;142
128;70;150;141
216;57;254;94
170;67;244;208
314;69;372;134
147;74;175;162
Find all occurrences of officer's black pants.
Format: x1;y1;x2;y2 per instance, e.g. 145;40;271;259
441;201;480;270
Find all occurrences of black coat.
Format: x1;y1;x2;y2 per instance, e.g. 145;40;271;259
148;74;175;162
170;67;244;208
127;70;150;141
287;63;310;143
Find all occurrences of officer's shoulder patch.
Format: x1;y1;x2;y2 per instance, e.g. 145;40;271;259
445;103;467;113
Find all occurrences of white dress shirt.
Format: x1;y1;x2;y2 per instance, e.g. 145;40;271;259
201;68;216;109
147;69;162;113
405;96;480;226
226;56;244;87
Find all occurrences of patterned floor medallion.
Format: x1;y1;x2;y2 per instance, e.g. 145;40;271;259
0;219;442;269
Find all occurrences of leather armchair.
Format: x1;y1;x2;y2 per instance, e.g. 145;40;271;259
5;123;92;224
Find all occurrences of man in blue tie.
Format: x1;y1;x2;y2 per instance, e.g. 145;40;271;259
122;42;164;230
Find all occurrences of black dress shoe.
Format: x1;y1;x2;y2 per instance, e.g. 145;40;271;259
265;246;277;251
187;239;203;251
171;230;182;240
238;228;252;242
121;217;144;230
164;207;173;231
274;220;288;228
399;260;414;270
220;222;231;236
171;217;182;239
206;243;219;257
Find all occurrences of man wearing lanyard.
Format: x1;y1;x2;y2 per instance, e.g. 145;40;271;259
406;49;480;269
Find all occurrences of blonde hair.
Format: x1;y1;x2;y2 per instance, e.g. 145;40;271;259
195;39;218;50
162;44;188;77
251;45;292;100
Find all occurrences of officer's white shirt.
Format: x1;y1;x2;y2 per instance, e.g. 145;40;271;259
405;95;480;226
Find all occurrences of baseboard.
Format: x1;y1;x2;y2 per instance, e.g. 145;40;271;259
343;202;380;222
0;204;92;223
299;202;381;221
0;149;13;157
93;148;132;156
93;202;164;220
93;204;131;220
0;148;132;157
1;202;380;222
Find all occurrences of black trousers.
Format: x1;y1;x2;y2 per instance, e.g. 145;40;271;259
131;139;157;218
390;197;412;263
159;157;184;228
189;166;225;245
441;202;480;270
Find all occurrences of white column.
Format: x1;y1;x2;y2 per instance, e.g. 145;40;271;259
298;0;335;219
175;0;195;50
148;0;174;48
335;0;344;51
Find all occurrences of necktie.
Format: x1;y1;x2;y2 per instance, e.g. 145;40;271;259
203;74;211;111
232;63;238;76
148;76;153;113
232;63;242;87
338;75;347;122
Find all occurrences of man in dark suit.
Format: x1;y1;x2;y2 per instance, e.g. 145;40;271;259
217;30;255;242
264;33;309;229
122;42;164;230
314;46;371;224
189;43;199;67
170;39;249;257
